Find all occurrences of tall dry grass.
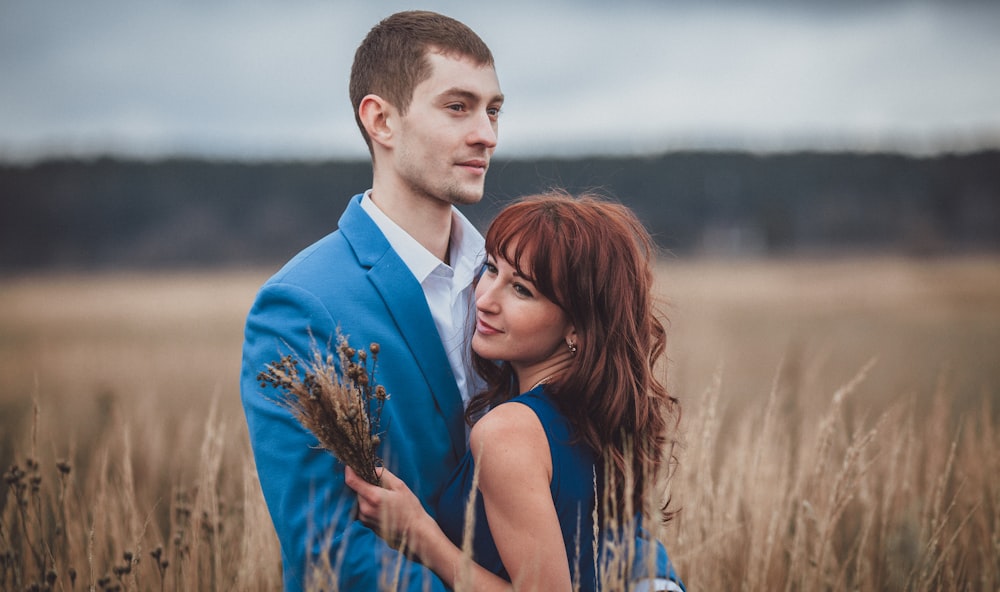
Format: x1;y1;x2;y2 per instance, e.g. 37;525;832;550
1;257;998;590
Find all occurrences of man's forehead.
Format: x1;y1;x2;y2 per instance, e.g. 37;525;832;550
419;52;502;98
423;50;496;75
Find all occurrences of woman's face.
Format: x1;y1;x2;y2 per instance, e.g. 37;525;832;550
472;252;574;381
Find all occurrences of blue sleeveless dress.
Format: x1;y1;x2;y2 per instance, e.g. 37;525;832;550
436;385;601;590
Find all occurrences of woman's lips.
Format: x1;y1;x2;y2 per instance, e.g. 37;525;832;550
476;318;501;335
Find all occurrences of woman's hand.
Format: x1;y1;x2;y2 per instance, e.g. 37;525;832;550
346;465;515;592
344;465;433;553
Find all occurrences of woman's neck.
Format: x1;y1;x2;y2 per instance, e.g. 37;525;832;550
514;350;575;394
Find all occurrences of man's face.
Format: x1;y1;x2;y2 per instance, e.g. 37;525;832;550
390;51;503;207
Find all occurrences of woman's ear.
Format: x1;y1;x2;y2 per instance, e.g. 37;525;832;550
565;327;579;354
358;94;394;148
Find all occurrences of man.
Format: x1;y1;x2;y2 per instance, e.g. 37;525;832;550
240;11;502;590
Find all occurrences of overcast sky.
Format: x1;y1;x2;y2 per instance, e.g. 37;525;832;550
2;0;999;161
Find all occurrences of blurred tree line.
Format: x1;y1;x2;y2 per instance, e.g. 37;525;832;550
2;150;998;272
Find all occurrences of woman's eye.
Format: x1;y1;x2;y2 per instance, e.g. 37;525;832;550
513;283;533;297
483;262;497;274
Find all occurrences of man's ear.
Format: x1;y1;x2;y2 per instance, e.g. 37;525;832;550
358;94;394;148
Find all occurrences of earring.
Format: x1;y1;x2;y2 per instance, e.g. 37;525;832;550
567;341;578;354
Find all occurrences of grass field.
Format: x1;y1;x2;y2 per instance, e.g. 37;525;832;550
1;256;998;590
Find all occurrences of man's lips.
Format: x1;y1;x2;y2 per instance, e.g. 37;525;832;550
458;159;488;173
476;318;501;335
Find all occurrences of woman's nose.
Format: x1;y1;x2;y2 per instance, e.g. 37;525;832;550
475;282;500;312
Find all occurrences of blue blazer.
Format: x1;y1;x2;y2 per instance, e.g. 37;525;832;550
241;194;462;591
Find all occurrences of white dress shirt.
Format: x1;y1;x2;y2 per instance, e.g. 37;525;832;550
361;191;485;406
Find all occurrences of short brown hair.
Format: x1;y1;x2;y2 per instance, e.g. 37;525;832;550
349;11;495;152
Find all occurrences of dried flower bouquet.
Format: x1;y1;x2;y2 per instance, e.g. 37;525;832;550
257;333;388;486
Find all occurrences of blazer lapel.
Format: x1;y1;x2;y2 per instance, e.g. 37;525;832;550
339;196;467;460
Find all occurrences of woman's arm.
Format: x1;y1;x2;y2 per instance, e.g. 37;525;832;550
346;401;573;591
345;467;511;591
471;402;573;591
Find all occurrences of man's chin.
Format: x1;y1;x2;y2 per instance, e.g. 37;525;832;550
448;187;485;207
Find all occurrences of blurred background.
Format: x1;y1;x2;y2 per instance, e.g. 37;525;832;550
2;0;999;269
2;5;999;588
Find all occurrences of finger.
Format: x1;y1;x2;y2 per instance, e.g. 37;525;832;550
376;467;404;490
356;499;377;521
355;493;383;520
344;466;362;491
346;469;382;505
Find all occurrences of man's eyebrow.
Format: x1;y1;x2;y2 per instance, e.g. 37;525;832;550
439;88;505;104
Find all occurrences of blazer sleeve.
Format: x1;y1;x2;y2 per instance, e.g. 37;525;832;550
240;281;448;591
629;521;685;592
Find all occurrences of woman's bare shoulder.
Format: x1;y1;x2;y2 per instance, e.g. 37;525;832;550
469;400;548;463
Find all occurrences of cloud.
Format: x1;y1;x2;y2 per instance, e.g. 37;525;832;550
1;0;998;160
493;2;1000;155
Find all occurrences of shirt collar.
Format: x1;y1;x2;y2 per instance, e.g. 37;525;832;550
449;202;487;289
360;190;484;284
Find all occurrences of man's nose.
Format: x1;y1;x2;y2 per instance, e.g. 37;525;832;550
469;111;498;148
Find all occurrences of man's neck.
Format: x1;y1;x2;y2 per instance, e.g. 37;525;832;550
368;186;454;263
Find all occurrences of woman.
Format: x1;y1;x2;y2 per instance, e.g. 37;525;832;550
346;192;682;591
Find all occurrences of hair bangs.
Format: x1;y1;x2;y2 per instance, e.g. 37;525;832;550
485;198;571;312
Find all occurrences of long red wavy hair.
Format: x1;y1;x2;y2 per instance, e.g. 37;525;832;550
466;191;680;522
